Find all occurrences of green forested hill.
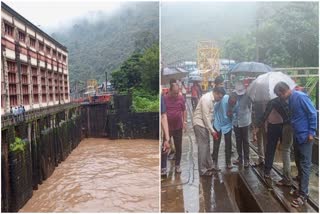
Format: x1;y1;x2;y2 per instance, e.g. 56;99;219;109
51;2;159;85
161;2;256;65
161;2;318;68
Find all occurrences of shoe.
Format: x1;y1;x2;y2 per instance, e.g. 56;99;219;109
212;165;221;172
253;161;264;167
226;164;233;169
233;159;242;165
290;189;300;197
201;171;213;176
244;162;249;168
291;196;306;208
175;166;182;173
264;173;271;179
276;179;292;187
161;168;167;176
293;175;300;181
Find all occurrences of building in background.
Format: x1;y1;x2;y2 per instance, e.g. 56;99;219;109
1;2;69;115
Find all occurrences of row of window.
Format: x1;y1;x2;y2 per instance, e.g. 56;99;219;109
6;92;69;107
4;23;67;61
6;61;67;76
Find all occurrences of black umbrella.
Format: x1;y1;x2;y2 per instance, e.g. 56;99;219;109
230;62;273;75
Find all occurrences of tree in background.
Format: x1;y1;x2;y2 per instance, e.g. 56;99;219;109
222;2;319;68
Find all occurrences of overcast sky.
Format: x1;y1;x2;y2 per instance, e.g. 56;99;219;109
3;1;123;32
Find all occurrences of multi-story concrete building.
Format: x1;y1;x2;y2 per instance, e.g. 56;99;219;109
1;2;69;115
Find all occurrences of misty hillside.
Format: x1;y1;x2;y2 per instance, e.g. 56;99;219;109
51;2;159;84
161;2;257;65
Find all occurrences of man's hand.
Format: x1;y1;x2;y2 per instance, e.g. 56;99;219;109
212;131;219;141
183;121;187;132
253;127;258;142
308;134;314;143
163;140;170;153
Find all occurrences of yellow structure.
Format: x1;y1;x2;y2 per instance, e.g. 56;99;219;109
197;41;220;91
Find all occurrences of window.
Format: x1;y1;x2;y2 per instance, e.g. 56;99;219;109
21;64;28;73
31;67;37;76
30;37;36;47
46;46;51;55
39;42;44;51
52;50;56;57
33;94;39;103
18;31;26;42
62;55;66;62
4;23;14;37
7;61;16;72
58;52;61;59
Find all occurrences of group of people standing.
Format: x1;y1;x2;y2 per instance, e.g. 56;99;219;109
161;76;317;208
10;105;26;122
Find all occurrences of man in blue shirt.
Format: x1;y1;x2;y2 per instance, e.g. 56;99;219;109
212;93;235;170
274;82;317;208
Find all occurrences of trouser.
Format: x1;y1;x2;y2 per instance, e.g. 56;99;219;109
233;126;249;164
257;126;267;163
294;140;313;199
194;125;214;175
212;129;232;165
169;129;183;167
161;142;167;170
191;97;198;111
281;123;293;181
264;123;283;174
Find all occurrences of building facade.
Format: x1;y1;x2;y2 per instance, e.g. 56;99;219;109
1;2;69;115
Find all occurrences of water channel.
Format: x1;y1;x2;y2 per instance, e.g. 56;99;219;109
20;138;159;212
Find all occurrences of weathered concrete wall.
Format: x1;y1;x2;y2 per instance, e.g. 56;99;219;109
1;101;159;212
1;104;82;212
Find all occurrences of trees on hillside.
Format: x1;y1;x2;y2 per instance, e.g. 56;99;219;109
222;2;318;67
111;44;159;95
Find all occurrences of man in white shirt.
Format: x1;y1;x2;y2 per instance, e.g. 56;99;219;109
193;87;226;176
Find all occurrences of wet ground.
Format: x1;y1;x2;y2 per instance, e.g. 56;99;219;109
20;138;159;212
161;98;319;212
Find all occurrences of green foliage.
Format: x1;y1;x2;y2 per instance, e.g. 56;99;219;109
221;2;318;68
52;2;159;84
10;137;26;153
305;77;319;105
161;2;318;68
131;88;159;112
111;44;159;95
140;45;159;93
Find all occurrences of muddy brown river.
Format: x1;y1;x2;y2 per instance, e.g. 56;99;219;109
19;138;159;212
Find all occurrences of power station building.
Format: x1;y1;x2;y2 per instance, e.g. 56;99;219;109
1;2;70;115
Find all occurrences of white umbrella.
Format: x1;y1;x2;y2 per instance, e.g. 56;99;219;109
247;72;296;102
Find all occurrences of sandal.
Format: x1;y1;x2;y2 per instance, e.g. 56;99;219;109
289;189;300;197
276;179;292;187
291;196;306;208
201;171;213;177
252;161;264;167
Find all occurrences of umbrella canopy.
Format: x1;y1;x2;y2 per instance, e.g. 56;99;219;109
189;76;203;82
230;61;273;75
247;72;296;102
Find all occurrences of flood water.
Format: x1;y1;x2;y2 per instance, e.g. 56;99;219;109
19;138;159;212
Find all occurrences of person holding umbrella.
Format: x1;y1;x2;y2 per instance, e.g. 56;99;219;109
274;81;317;208
232;81;252;167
